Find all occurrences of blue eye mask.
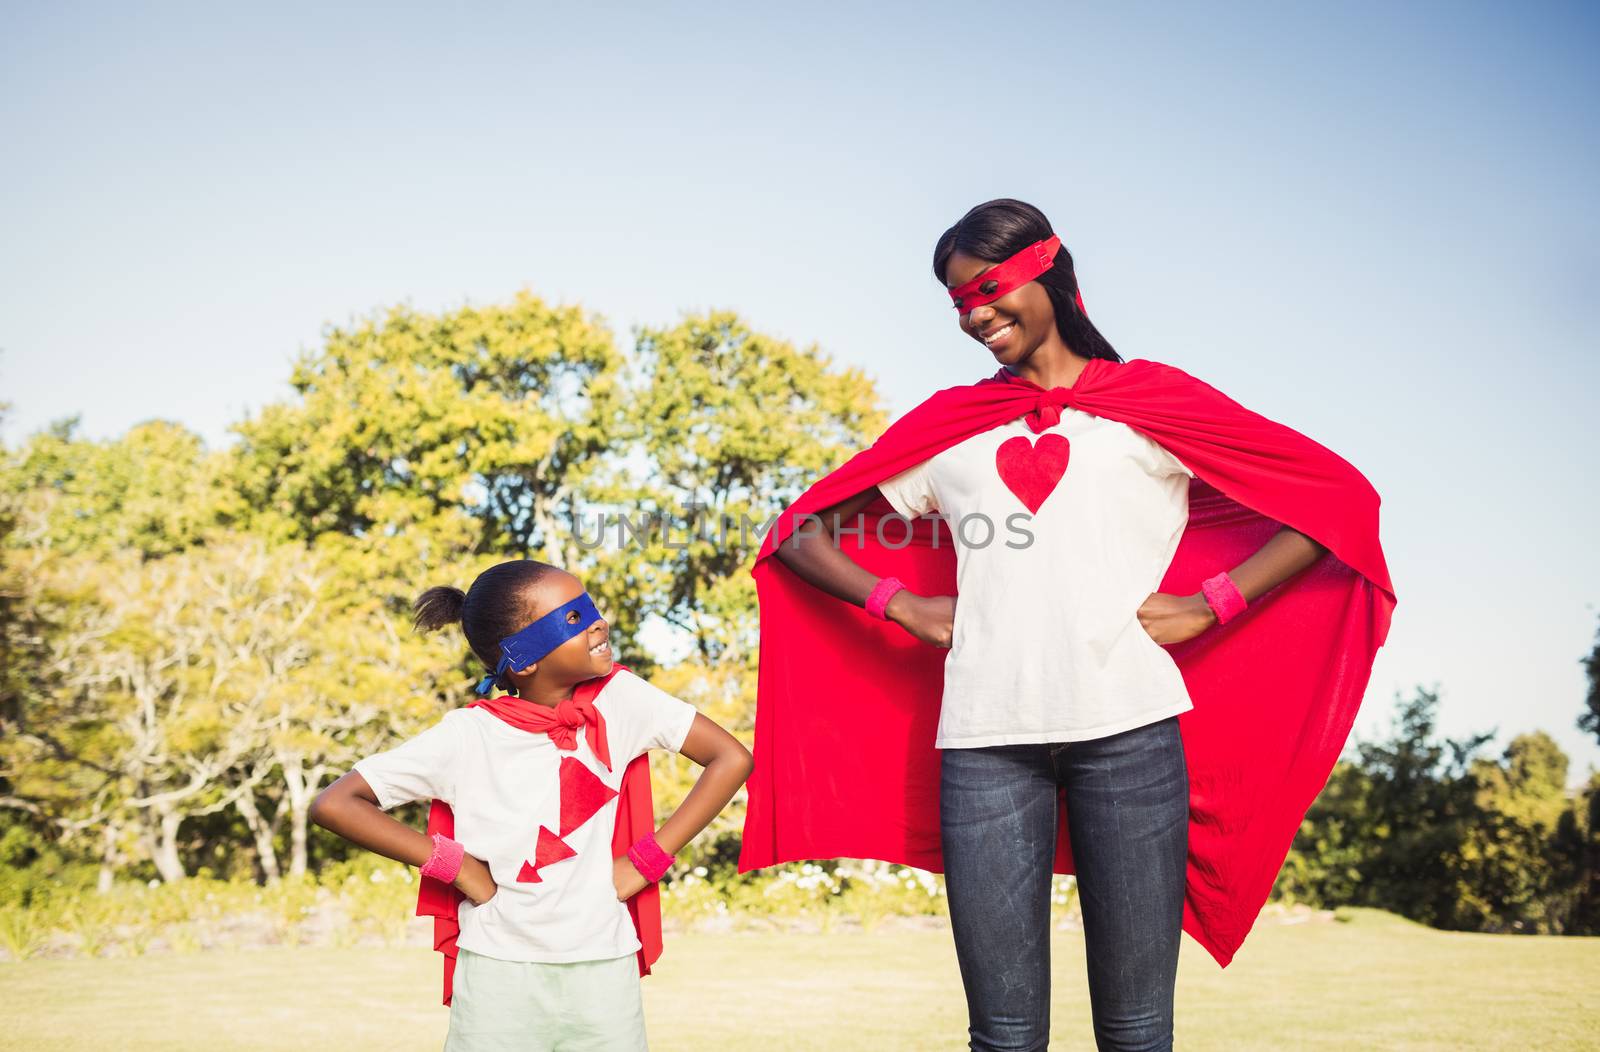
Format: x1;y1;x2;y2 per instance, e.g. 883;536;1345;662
474;592;603;694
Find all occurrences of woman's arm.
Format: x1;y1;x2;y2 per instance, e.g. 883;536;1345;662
1227;526;1328;603
310;772;497;904
774;487;955;648
612;714;754;899
1139;525;1329;644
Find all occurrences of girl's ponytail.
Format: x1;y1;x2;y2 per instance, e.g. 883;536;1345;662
412;561;559;696
413;586;467;633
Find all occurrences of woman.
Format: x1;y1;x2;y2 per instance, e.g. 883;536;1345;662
738;199;1397;1051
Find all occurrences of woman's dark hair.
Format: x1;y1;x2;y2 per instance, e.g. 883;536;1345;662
932;198;1122;363
414;560;559;694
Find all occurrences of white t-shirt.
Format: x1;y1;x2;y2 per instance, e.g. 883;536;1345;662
876;407;1197;749
354;667;697;964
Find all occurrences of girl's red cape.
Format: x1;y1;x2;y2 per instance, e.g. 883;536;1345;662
738;358;1396;967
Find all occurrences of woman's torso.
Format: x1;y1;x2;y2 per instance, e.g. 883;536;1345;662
875;406;1197;748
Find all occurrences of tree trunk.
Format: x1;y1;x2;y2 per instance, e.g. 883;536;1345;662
235;789;281;883
97;821;118;894
289;811;309;878
281;755;320;878
149;809;186;883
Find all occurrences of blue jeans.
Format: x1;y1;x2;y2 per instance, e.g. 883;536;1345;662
940;716;1189;1052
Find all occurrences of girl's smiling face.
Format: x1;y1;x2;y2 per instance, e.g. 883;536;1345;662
944;249;1059;370
513;570;613;682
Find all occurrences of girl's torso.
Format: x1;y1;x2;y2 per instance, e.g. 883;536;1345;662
353;668;697;963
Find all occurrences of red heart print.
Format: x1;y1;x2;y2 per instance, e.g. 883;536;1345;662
995;433;1071;514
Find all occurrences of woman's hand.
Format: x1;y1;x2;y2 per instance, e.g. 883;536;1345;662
453;854;498;906
613;855;649;902
1136;591;1216;645
887;591;956;648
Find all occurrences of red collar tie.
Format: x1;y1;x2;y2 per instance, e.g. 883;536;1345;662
471;695;613;771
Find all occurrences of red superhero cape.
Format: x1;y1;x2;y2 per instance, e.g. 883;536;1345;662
738;356;1396;967
416;664;664;1005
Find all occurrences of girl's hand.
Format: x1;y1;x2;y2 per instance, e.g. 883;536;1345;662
886;592;956;648
1136;591;1216;645
453;854;498;905
613;855;649;902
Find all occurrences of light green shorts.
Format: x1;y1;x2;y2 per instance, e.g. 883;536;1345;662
443;949;648;1052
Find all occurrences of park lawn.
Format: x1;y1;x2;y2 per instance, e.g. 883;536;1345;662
0;909;1596;1050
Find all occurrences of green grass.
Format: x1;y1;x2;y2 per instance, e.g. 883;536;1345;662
1;909;1596;1050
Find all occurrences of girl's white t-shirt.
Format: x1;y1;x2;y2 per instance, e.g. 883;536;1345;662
354;667;697;964
876;407;1197;749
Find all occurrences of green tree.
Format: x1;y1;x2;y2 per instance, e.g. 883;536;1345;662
1458;732;1571;932
0;419;231;558
209;539;460;880
1275;759;1373;907
1581;620;1600;748
621;312;886;668
228;293;622;585
598;313;885;843
225;293;657;691
1546;773;1600;935
1563;618;1600;931
1280;686;1492;927
0;544;132;888
113;537;460;882
1351;686;1493;927
0;294;891;887
0;404;122;893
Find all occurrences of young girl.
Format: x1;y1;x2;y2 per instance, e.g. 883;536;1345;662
312;559;753;1051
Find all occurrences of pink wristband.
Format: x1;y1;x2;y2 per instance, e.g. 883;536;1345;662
420;833;465;883
626;832;675;884
865;576;907;621
1200;571;1248;625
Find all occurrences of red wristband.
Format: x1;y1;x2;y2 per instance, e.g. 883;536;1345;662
865;576;907;620
1200;571;1247;625
420;832;465;883
627;832;675;883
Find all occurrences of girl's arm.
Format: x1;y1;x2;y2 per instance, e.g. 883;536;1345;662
1140;526;1328;644
612;714;754;900
773;487;955;649
310;772;497;904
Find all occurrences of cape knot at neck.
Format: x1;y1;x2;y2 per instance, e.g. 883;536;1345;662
546;698;590;750
1027;387;1076;434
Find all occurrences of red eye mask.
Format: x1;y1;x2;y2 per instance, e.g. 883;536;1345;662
948;234;1085;316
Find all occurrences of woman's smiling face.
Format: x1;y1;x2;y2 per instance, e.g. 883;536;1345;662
944;249;1059;370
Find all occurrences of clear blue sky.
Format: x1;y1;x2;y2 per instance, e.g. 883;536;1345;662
3;2;1597;785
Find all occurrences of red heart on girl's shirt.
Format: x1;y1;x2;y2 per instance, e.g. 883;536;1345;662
995;433;1071;514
